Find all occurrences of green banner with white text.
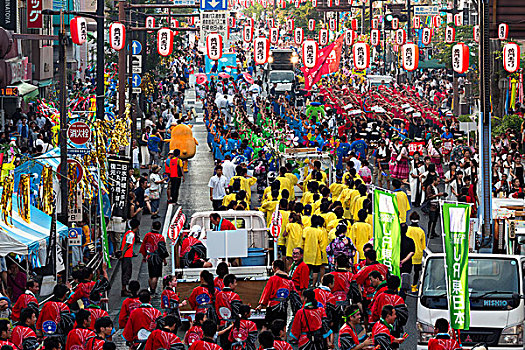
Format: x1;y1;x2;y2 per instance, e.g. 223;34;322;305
373;189;401;277
442;202;471;330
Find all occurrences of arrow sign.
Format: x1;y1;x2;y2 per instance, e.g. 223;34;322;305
131;40;142;55
201;0;226;11
132;74;141;87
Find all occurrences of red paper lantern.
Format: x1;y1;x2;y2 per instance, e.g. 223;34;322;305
294;0;299;7
262;0;267;7
345;29;354;46
247;18;254;27
445;26;456;43
451;43;469;74
370;29;380;46
334;0;340;5
109;22;125;51
308;19;316;31
372;18;379;29
243;26;254;42
171;19;179;35
302;39;318;68
432;15;441;28
311;0;316;7
206;33;223;61
412;16;421;30
473;25;480;43
422;28;432;45
267;18;274;28
446;13;453;24
402;43;419;71
70;17;87;45
392;18;399;30
270;27;279;44
294;28;304;45
326;0;332;6
395;29;406;45
329;18;336;31
146;16;155;33
454;13;462;26
157;28;174;56
350;19;358;31
353;42;370;70
319;28;329;46
287;19;295;32
503;42;521;73
228;16;236;28
254;37;270;65
498;23;509;40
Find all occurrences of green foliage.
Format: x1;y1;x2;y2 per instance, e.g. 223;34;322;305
492;114;523;136
432;25;478;71
457;115;474;122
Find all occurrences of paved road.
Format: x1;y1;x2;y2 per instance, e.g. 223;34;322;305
106;107;443;348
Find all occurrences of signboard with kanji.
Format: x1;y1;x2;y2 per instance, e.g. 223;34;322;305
108;156;131;219
68;121;91;145
68;188;83;223
68;228;82;246
0;87;19;97
200;11;228;44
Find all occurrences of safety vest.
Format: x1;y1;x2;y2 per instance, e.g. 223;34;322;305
170;157;182;178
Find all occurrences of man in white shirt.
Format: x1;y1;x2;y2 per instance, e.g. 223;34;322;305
222;155;236;181
208;165;229;211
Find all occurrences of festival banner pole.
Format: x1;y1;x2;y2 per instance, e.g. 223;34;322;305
441;200;471;331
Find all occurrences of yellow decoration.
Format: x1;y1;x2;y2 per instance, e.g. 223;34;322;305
1;174;14;226
18;174;31;223
41;165;54;215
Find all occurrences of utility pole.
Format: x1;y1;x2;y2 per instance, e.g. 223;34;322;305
58;10;70;281
406;0;411;40
118;0;127;118
478;0;492;251
96;0;105;121
452;0;459;117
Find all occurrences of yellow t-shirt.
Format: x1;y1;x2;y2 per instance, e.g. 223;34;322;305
301;192;315;205
285;173;299;200
352;196;367;221
348;191;362;215
230;176;257;201
285;222;304;257
329;182;346;199
276;176;294;200
319;228;329;264
366;214;373;226
406;226;426;264
302;215;311;227
259;200;278;226
349;222;373;261
278;210;290;246
302;226;323;265
327;218;342;232
394;190;411;223
320;212;337;229
222;193;236;207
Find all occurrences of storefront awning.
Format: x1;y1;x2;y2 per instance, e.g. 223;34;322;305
38;79;54;87
12;81;38;96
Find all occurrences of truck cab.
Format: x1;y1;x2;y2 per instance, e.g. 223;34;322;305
417;253;524;349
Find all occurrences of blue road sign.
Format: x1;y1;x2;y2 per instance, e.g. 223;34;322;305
200;0;226;11
132;74;142;87
131;40;142;55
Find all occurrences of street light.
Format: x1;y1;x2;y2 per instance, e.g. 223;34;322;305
291;52;299;64
268;54;274;64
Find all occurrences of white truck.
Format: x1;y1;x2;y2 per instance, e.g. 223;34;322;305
416;253;524;349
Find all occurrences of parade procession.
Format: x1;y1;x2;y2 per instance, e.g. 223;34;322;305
0;0;524;349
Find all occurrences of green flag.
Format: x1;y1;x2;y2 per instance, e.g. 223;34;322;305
373;189;401;277
442;202;471;330
98;172;111;268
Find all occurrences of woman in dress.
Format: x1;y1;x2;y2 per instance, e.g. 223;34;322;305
409;159;425;207
391;139;410;183
428;138;444;177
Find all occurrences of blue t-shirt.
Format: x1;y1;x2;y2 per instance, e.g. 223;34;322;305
350;139;368;159
336;142;351;170
147;135;161;153
441;132;453;140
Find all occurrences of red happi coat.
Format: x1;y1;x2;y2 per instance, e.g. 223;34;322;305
68;281;96;306
259;274;297;308
353;262;389;300
329;270;354;304
12;291;38;322
215;288;242;326
338;323;359;350
188;340;223;350
314;287;336;309
36;300;71;335
65;328;96;350
119;297;141;329
144;329;184;350
228;320;258;350
184;325;204;346
372;321;396;350
189;286;215;314
214;277;225;291
274;339;293;350
86;306;109;330
85;336;105;350
161;288;180;315
140;232;165;259
0;340;17;350
290;307;331;349
122;304;162;342
291;261;310;292
11;325;36;350
428;336;462;350
370;291;404;324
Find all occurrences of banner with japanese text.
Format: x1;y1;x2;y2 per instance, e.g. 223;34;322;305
442;202;471;330
373;189;401;277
